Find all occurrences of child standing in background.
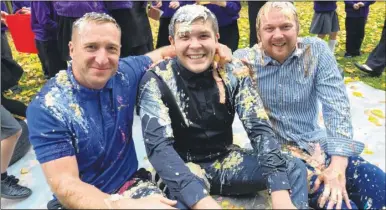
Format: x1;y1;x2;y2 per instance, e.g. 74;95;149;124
344;1;375;58
310;1;339;53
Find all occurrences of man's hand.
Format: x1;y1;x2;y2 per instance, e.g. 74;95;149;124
1;11;8;25
357;2;365;7
191;196;221;209
169;1;180;10
313;156;351;209
271;190;297;209
113;194;177;209
213;43;232;68
18;7;31;14
353;3;360;10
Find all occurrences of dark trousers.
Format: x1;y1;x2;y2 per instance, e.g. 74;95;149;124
1;32;13;59
110;7;153;57
366;20;386;75
1;95;26;117
35;39;67;78
345;17;366;55
248;1;266;47
167;149;309;209
57;16;77;61
156;18;171;49
219;22;239;52
308;156;385;209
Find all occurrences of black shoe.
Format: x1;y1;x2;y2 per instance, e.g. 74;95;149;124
344;52;361;58
1;175;32;199
354;63;381;77
47;199;66;209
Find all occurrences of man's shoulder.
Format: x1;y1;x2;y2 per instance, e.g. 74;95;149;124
142;58;175;83
233;46;259;59
29;70;74;111
299;36;329;51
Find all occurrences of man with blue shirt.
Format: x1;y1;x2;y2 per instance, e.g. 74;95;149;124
234;2;385;209
26;12;180;209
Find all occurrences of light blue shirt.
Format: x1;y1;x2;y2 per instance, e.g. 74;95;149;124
234;37;364;157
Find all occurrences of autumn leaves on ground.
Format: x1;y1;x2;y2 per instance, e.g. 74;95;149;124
4;2;385;106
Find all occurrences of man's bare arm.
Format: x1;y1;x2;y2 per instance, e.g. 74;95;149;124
41;156;112;209
41;156;177;209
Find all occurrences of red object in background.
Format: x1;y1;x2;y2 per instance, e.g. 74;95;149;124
5;11;38;54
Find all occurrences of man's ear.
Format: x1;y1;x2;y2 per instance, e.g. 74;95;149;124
168;35;175;47
215;33;220;41
68;41;74;59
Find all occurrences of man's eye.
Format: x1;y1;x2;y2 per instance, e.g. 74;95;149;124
86;45;96;50
283;25;292;30
200;34;209;39
265;27;274;32
108;47;118;52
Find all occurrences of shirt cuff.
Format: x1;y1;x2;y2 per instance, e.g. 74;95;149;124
266;172;291;193
179;179;209;208
320;137;364;157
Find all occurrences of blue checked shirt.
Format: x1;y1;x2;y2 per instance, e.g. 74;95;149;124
234;37;364;157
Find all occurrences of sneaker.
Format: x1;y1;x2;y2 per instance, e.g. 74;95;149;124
1;175;32;199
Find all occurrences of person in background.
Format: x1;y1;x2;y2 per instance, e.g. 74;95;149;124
31;1;67;79
344;0;375;58
1;105;32;199
248;1;266;47
155;1;192;48
53;1;106;61
355;19;385;77
1;1;30;59
198;1;241;52
105;1;134;58
310;1;339;53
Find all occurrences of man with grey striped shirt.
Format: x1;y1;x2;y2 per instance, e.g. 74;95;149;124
234;2;385;210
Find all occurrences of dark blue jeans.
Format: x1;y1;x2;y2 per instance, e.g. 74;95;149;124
167;149;309;209
308;156;386;209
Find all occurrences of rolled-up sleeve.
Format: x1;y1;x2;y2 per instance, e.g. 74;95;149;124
228;59;291;192
137;72;208;207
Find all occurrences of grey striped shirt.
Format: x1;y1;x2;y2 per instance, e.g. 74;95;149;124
234;37;364;157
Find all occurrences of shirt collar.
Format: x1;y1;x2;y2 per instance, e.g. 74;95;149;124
175;58;213;88
253;37;307;67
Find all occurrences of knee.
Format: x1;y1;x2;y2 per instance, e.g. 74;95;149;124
287;158;307;179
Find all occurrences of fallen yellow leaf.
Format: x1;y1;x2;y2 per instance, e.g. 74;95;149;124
345;68;355;73
362;145;374;155
352;91;364;97
368;115;382;126
371;109;385;118
20;168;29;174
221;201;230;208
344;77;355;84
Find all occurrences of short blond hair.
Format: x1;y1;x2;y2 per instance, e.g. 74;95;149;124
71;12;121;41
256;2;299;41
